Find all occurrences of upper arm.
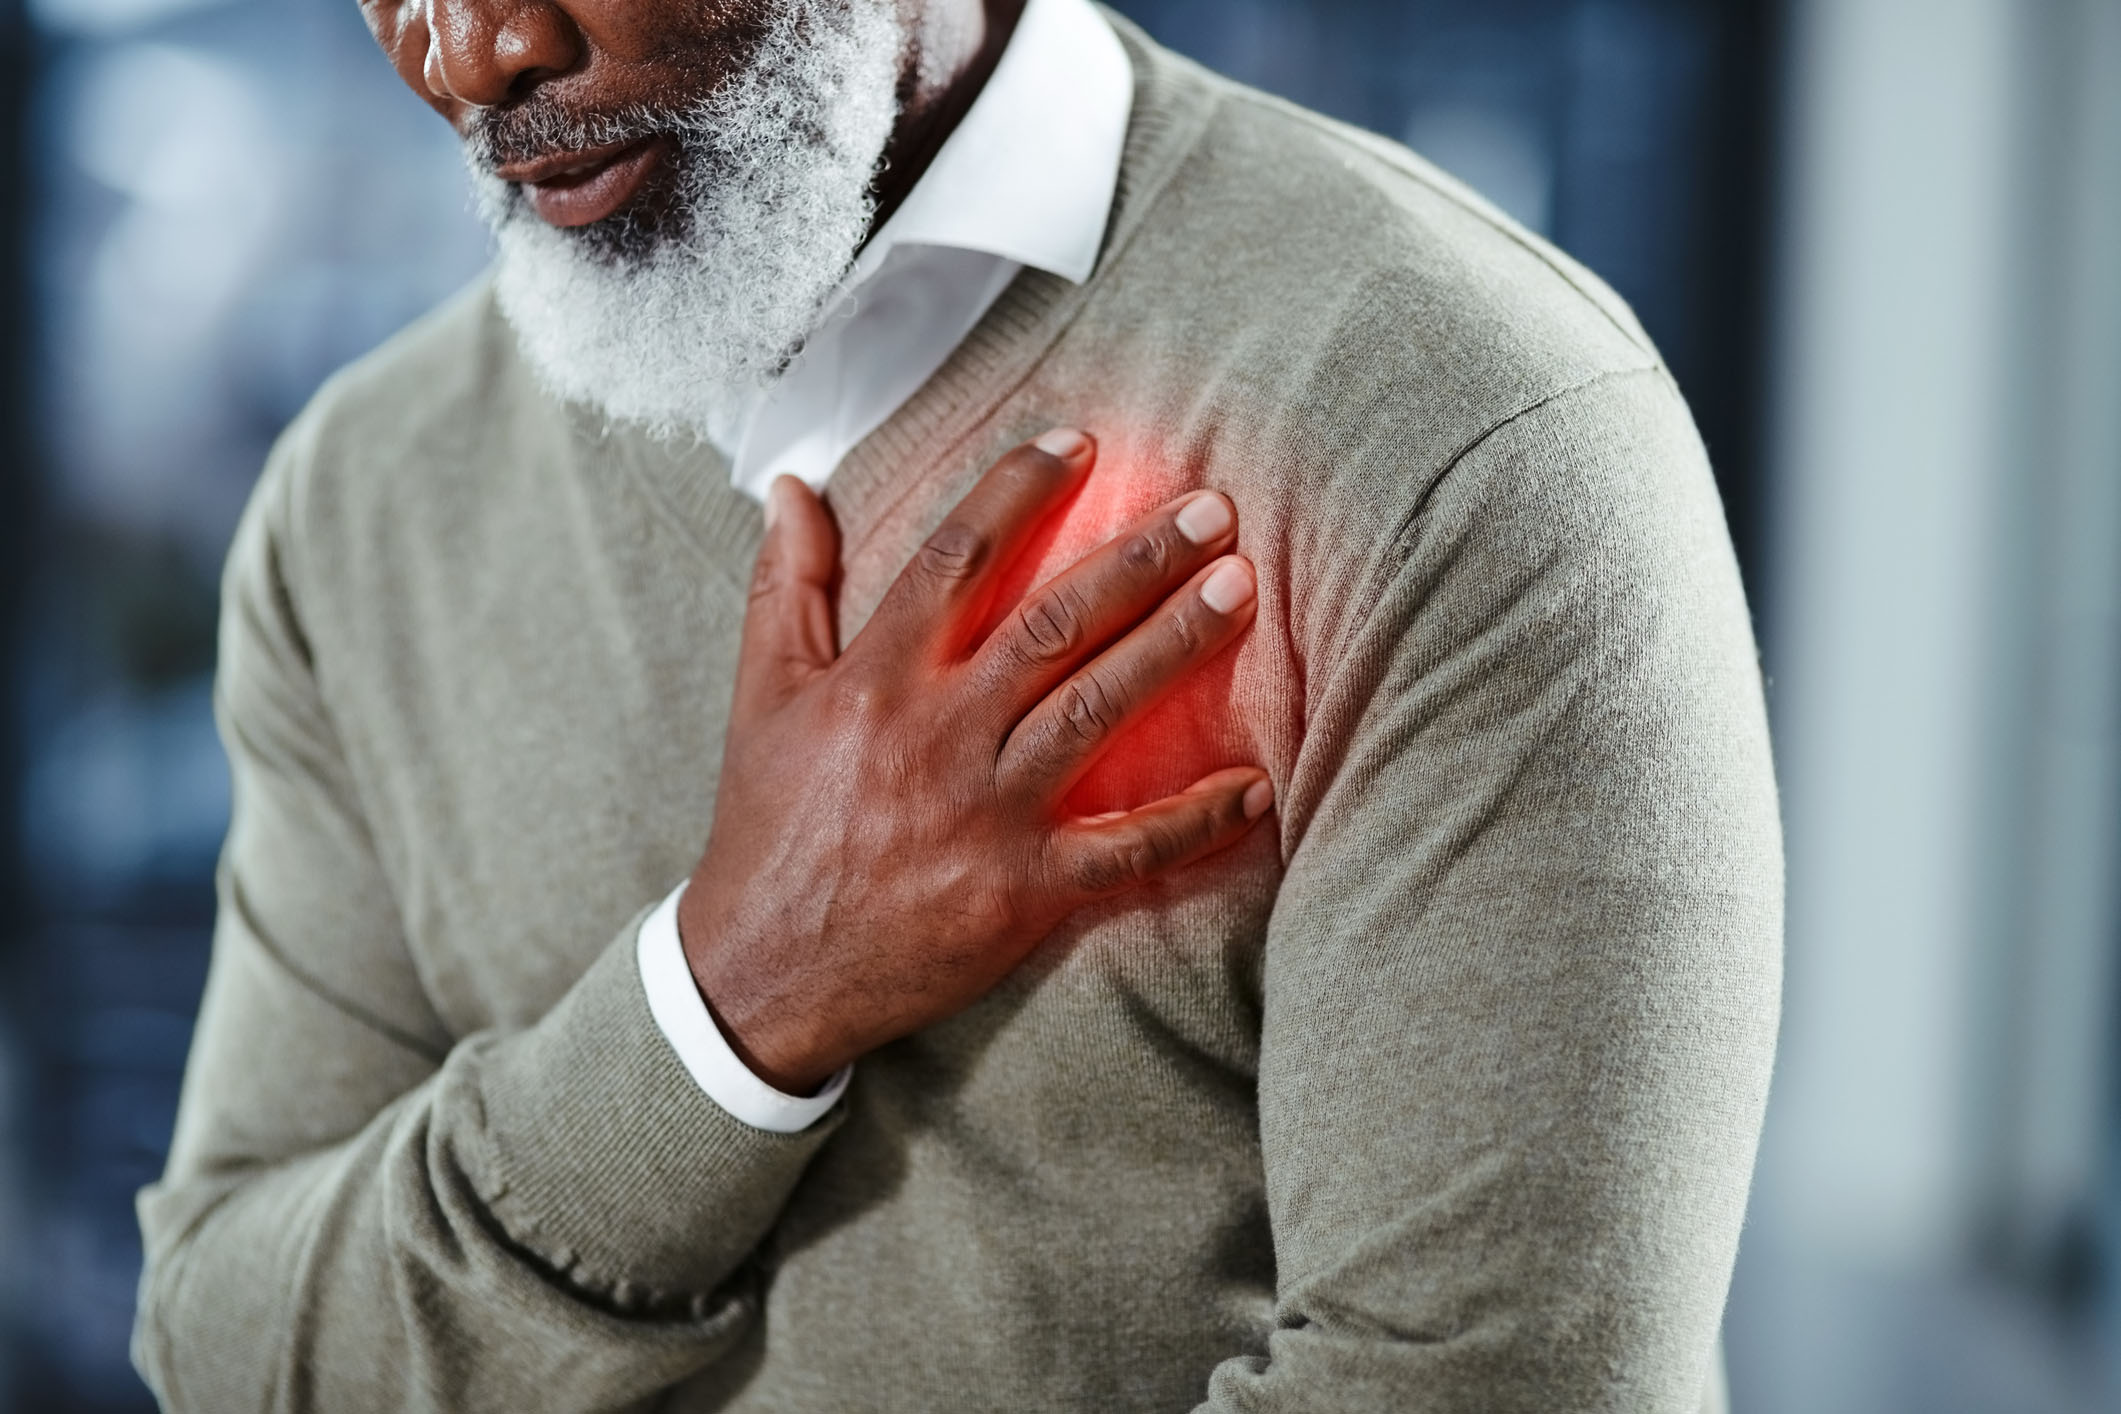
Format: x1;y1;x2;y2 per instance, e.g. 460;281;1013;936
165;425;452;1186
1224;368;1779;1411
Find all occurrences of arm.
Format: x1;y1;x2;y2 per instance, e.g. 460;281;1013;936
1201;369;1780;1412
133;443;837;1413
137;427;1271;1411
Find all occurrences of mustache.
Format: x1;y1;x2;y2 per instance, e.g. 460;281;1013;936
464;99;686;174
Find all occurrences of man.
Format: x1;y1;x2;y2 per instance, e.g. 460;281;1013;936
132;0;1781;1408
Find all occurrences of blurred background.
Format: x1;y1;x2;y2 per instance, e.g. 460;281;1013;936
0;0;2116;1408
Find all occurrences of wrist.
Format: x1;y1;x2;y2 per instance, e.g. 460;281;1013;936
676;880;841;1097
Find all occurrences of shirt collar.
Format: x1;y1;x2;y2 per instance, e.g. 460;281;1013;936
847;0;1133;289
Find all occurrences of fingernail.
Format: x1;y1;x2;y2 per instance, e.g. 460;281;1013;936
763;480;784;531
1243;778;1275;820
1035;427;1091;462
1175;492;1233;545
1200;559;1255;614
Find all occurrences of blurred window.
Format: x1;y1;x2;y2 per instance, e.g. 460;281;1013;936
10;1;485;1405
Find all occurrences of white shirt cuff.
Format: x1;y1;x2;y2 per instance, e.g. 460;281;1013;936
635;880;850;1133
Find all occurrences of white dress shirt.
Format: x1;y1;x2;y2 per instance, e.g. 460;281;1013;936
635;0;1134;1132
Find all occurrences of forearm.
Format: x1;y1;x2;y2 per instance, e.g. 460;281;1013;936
136;924;836;1414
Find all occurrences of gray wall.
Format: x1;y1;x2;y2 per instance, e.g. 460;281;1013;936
1735;0;2121;1407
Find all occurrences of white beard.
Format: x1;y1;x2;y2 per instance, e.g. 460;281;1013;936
465;0;903;444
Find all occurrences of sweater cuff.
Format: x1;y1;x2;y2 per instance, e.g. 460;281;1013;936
477;912;842;1309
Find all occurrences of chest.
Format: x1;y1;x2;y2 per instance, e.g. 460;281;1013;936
328;453;1292;1095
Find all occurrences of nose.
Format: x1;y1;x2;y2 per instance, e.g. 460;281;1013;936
423;0;581;108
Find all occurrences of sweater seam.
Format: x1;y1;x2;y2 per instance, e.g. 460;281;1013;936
1390;365;1668;550
1318;365;1670;718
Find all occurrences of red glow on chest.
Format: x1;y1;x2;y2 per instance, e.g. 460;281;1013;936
968;455;1255;821
972;458;1169;635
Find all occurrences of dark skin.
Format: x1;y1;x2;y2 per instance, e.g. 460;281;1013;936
362;0;1029;235
361;0;1272;1094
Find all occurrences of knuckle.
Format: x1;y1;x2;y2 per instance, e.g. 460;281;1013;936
1013;592;1081;663
1058;673;1123;746
1164;603;1205;655
917;520;989;583
1073;836;1162;894
826;674;890;725
1118;530;1172;580
1177;803;1220;851
747;548;785;604
1126;830;1172;879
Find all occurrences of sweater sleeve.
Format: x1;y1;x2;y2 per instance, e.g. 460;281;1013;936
1199;368;1781;1412
131;443;837;1413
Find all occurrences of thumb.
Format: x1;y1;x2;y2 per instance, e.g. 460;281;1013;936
735;475;840;722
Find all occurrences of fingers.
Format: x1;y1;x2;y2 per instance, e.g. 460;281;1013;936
1000;555;1258;794
1045;767;1274;900
858;429;1094;661
969;489;1239;718
733;476;841;725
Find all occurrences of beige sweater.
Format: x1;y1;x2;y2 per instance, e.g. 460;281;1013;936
134;17;1779;1413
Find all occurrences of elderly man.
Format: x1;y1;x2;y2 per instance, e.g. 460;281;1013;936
132;0;1780;1409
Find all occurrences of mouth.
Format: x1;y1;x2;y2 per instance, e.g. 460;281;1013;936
495;135;673;229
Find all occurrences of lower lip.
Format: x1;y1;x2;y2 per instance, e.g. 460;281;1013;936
525;138;668;228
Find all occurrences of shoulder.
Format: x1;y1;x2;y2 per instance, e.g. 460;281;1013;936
1091;38;1725;661
265;273;543;514
258;270;572;536
1107;34;1664;454
240;273;576;606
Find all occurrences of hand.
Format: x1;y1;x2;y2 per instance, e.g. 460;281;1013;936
678;430;1273;1094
